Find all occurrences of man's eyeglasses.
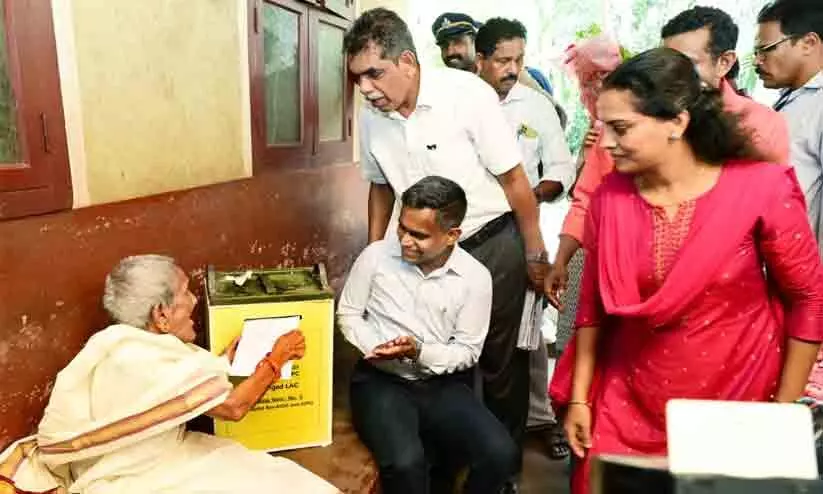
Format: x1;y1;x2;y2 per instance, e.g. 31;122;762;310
754;36;795;57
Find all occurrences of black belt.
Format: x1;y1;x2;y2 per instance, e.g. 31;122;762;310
459;212;513;251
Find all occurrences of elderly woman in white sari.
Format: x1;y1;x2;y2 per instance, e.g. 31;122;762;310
30;255;338;494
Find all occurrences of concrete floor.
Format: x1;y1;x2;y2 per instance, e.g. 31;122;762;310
520;430;572;494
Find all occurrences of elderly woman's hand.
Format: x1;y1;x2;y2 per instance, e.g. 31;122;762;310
269;330;306;369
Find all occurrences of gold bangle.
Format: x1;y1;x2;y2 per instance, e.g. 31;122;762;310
568;400;590;407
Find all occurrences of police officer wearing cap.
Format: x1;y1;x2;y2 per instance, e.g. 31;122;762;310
344;9;549;485
433;12;483;72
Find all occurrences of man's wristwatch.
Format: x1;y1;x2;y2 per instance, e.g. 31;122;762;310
526;251;550;264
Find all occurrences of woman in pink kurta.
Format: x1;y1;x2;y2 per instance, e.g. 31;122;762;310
549;48;823;494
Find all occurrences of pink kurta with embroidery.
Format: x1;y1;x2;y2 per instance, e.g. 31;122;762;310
551;162;823;494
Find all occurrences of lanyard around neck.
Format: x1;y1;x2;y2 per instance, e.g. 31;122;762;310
773;89;797;112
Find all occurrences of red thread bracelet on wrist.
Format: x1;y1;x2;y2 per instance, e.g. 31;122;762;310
257;352;282;377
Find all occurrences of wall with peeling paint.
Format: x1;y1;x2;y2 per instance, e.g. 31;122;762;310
0;163;367;449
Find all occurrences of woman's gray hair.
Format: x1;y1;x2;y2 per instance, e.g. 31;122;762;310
102;255;179;329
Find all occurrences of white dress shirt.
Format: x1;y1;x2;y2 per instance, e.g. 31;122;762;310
777;70;823;256
358;68;523;239
500;82;575;192
337;240;493;380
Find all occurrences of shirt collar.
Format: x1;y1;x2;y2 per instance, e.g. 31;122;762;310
803;70;823;90
778;70;823;96
416;68;438;109
383;68;437;121
389;240;467;278
501;82;526;105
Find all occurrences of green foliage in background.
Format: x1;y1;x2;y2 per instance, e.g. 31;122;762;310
737;52;759;94
575;23;603;40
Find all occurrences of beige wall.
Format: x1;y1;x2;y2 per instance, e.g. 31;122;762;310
55;0;252;207
53;0;412;206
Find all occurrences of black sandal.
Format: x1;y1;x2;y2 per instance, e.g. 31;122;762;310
547;422;570;460
531;422;570;460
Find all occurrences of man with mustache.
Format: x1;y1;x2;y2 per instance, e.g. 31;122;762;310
432;12;567;129
475;17;574;462
661;6;790;164
345;9;550;486
756;0;823;257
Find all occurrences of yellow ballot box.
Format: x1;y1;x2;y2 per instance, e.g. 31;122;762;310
205;264;334;452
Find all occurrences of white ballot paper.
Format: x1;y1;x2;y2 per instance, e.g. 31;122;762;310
667;399;818;480
229;315;301;378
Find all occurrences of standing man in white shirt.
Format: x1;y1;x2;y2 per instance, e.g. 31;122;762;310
338;176;518;494
344;8;549;474
475;18;574;206
756;0;823;256
475;17;575;461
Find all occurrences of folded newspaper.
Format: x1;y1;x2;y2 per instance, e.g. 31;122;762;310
517;289;544;350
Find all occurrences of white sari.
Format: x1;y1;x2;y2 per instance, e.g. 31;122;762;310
23;324;339;494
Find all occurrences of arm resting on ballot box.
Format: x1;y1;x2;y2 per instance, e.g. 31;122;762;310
208;331;305;421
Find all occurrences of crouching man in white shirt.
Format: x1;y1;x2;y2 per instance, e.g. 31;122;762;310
338;176;518;494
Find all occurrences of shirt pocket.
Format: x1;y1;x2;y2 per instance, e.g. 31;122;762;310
414;116;475;179
517;134;541;179
424;278;463;331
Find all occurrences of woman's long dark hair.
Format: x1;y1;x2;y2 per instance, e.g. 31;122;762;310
602;47;762;165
